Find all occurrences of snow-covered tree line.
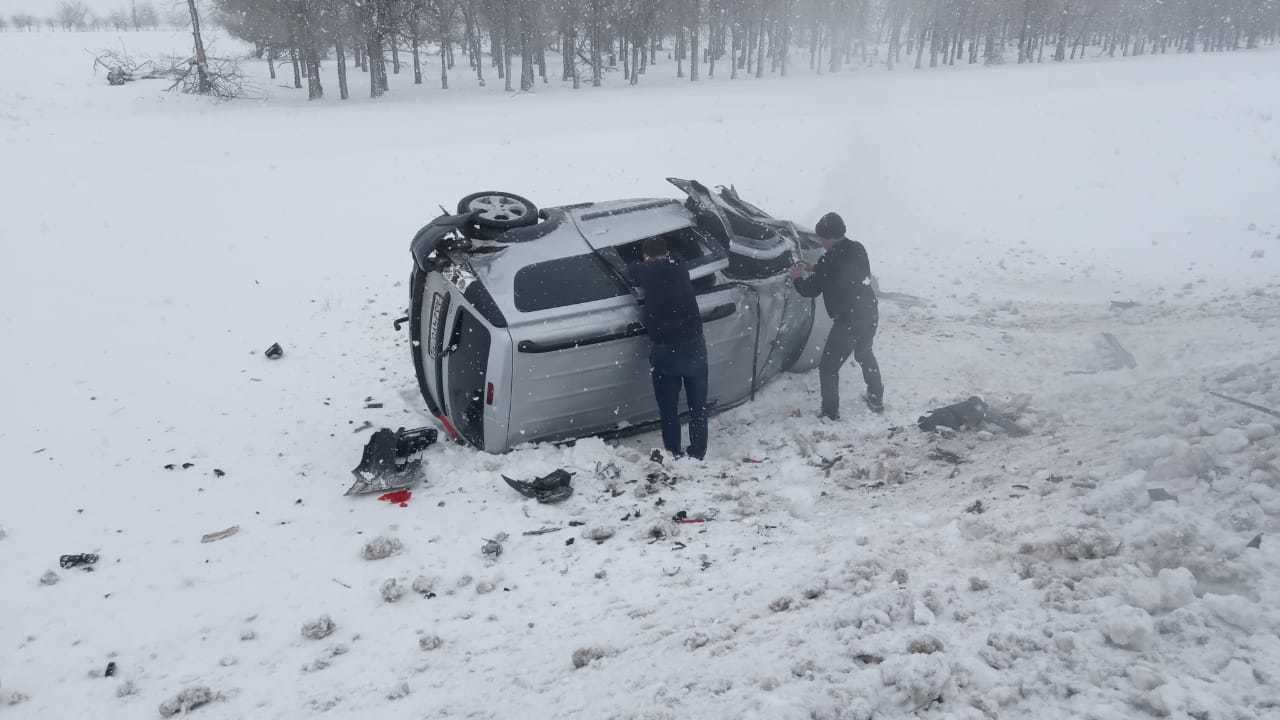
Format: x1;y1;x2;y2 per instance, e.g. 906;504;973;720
217;0;1280;100
4;2;164;32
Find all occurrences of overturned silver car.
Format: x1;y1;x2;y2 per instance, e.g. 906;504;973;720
404;179;834;453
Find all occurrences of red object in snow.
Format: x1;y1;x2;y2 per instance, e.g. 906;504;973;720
378;489;412;507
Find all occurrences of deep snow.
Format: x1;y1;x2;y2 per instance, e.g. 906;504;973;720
1;30;1280;720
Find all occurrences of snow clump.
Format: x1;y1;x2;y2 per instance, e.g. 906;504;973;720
158;686;216;717
300;615;336;640
361;535;403;561
1103;605;1154;649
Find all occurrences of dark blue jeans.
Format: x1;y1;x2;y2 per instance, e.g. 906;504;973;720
650;337;709;459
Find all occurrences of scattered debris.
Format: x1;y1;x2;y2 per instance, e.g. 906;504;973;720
1147;488;1177;503
929;448;965;465
891;568;910;585
301;616;336;641
502;469;575;504
571;646;609;669
1247;534;1262;549
584;526;615;544
200;526;239;544
59;553;99;570
212;468;226;478
1110;300;1141;311
380;578;406;603
219;656;237;667
969;576;990;591
522;526;561;536
908;636;945;654
418;634;443;651
39;571;60;586
240;630;257;641
105;661;117;678
377;489;413;507
365;402;384;409
964;500;985;514
411;576;437;597
919;396;1028;436
182;462;194;469
768;596;793;612
565;538;575;546
347;427;437;495
481;533;507;558
1100;332;1138;369
264;342;284;359
853;653;884;665
158;686;216;717
361;535;403;561
1209;391;1280;420
331;578;352;590
568;520;586;527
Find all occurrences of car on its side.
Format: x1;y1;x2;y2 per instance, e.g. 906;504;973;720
404;178;833;453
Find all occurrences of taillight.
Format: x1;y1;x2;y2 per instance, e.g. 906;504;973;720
486;382;495;406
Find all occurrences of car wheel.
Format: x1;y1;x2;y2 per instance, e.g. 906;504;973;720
457;191;538;233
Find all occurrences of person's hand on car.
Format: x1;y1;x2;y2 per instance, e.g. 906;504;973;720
788;262;812;279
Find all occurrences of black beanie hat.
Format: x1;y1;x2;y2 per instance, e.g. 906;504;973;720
815;212;846;239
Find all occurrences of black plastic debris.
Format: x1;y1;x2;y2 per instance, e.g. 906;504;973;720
1148;488;1177;502
919;397;989;432
346;427;438;496
264;342;284;359
1247;534;1262;549
213;469;226;478
918;396;1028;436
649;449;664;464
503;469;574;504
59;553;99;570
105;661;117;678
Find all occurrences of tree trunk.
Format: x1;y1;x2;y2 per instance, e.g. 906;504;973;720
267;48;277;79
290;47;302;88
412;38;423;84
630;37;639;84
392;32;401;73
757;16;766;77
730;23;739;78
185;0;211;93
441;42;449;89
690;0;700;81
336;41;349;99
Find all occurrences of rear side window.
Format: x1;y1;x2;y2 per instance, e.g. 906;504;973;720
446;309;491;447
513;254;629;312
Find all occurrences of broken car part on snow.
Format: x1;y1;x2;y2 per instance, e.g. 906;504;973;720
502;469;575;503
917;396;1029;436
345;426;438;496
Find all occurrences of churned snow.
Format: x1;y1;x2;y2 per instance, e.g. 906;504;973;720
2;29;1280;720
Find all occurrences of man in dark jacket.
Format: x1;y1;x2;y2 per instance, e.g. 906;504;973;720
790;212;883;418
627;236;709;459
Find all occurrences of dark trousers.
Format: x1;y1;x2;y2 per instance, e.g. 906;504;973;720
819;306;882;419
650;337;709;459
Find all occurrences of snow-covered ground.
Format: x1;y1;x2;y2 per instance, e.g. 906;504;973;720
2;30;1280;720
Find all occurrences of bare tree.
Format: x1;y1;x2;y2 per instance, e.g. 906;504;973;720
56;1;90;30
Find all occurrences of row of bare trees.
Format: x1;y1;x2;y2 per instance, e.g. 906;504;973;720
211;0;1279;100
3;2;166;32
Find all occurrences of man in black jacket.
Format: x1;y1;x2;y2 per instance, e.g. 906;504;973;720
790;212;883;419
627;236;709;459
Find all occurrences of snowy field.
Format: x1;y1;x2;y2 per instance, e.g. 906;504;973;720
2;29;1280;720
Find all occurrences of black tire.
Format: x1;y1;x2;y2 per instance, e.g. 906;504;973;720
456;191;538;232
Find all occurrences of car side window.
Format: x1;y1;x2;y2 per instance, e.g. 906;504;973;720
513;254;629;312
